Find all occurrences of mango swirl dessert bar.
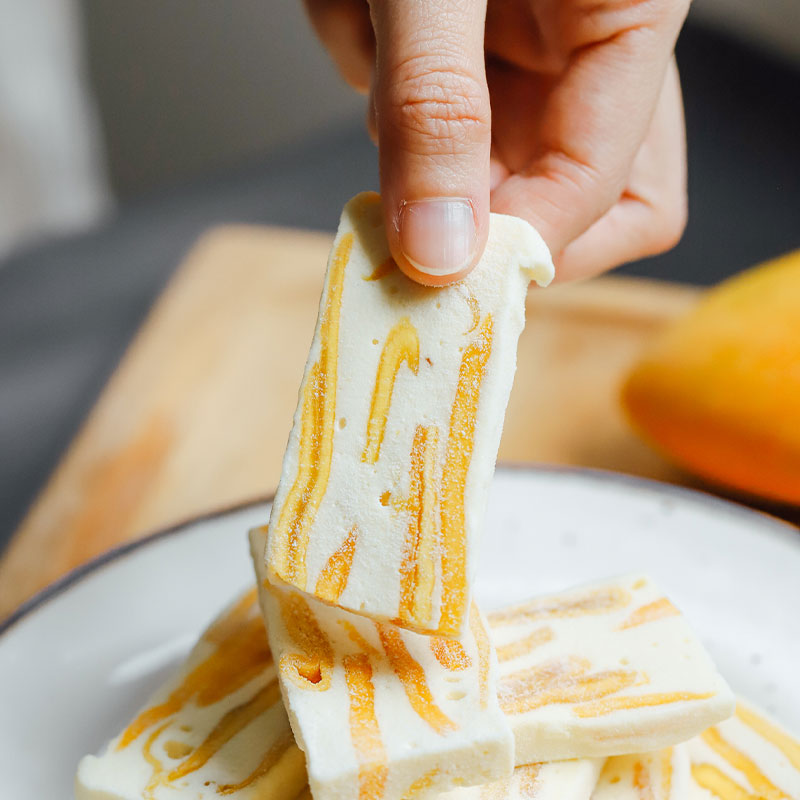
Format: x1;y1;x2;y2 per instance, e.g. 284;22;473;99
488;574;735;764
250;525;515;800
75;582;796;800
74;590;307;800
264;192;554;636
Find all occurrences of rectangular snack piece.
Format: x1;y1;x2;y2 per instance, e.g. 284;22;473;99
488;574;735;763
265;191;554;636
252;526;514;800
75;589;306;800
591;746;689;800
688;698;800;799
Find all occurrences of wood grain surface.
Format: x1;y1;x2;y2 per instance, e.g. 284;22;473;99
0;226;704;618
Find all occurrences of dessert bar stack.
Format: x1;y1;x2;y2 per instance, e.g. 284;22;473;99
75;196;798;799
75;580;799;800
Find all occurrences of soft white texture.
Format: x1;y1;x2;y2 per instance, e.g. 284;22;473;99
252;526;514;800
488;574;735;764
265;191;554;636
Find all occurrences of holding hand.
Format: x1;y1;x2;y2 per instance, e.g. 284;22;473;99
307;0;689;284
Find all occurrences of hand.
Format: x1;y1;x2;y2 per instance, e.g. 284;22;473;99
306;0;690;285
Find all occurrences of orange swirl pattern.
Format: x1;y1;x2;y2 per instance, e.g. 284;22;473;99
573;691;714;718
277;590;335;691
362;317;420;464
398;424;439;627
315;525;359;603
488;586;631;627
469;604;491;709
691;763;761;800
736;703;800;770
618;598;680;630
439;314;494;635
495;626;554;663
118;593;270;749
377;624;457;734
700;726;789;799
166;681;282;781
498;656;641;716
429;636;472;671
271;232;353;588
344;653;388;800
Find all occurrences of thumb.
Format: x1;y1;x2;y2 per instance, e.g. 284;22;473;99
370;0;490;285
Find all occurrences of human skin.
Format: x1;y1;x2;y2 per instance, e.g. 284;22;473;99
305;0;690;285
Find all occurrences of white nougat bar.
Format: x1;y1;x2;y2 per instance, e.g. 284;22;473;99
251;527;514;800
487;574;735;764
688;698;800;799
264;192;554;636
74;590;307;800
591;746;689;800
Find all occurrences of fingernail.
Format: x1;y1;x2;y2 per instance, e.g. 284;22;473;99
399;198;476;277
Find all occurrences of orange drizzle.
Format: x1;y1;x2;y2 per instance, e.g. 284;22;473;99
634;758;656;800
464;293;481;335
364;258;396;282
439;314;493;635
736;703;800;770
119;606;271;748
498;656;640;716
488;586;631;628
661;748;674;799
272;232;353;588
142;721;171;800
691;763;760;800
167;680;281;781
362;317;420;464
315;525;358;603
217;731;302;795
701;726;789;799
377;624;456;734
401;768;440;800
618;598;680;630
430;636;471;671
573;691;714;718
398;424;439;627
517;762;542;798
495;626;554;663
470;604;491;709
344;654;388;800
277;590;334;691
338;619;381;657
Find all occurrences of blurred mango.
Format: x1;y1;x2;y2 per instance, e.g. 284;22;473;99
622;249;800;505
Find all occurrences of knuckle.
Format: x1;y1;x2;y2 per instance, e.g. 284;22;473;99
652;193;688;251
385;56;490;154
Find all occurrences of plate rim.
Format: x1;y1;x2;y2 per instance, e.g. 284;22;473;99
1;463;796;640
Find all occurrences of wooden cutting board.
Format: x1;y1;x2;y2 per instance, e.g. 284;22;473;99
0;226;704;618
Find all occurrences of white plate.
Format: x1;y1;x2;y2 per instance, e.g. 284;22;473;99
1;466;798;798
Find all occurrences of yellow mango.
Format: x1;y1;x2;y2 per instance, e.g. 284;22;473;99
622;249;800;505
